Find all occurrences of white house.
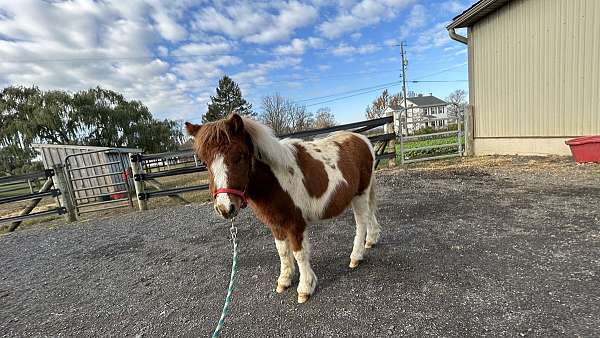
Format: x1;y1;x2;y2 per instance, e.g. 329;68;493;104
392;95;449;135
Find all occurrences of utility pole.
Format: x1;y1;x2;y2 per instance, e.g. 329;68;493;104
396;42;409;165
400;42;408;113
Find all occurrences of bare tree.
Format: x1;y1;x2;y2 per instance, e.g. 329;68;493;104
289;104;314;133
260;93;314;135
365;90;404;119
313;107;336;129
446;89;467;117
260;93;290;135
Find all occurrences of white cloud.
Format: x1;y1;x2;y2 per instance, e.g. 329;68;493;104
274;37;323;55
330;43;381;56
232;57;302;87
318;0;414;38
0;0;468;122
0;0;223;120
350;32;363;40
193;1;318;44
399;4;427;39
412;22;454;52
441;0;469;14
174;42;234;56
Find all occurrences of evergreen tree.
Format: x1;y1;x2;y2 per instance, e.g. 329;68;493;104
203;75;254;123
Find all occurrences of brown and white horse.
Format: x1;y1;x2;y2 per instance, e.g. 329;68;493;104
185;113;381;303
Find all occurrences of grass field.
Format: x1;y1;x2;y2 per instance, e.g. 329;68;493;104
376;135;465;168
0;180;39;198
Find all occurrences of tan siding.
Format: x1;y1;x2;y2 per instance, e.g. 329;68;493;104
471;0;600;137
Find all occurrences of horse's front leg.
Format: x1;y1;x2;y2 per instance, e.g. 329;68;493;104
289;230;317;304
273;234;295;294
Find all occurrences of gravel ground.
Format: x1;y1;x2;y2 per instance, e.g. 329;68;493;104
1;156;599;337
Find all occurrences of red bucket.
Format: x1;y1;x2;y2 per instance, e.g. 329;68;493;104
565;136;600;163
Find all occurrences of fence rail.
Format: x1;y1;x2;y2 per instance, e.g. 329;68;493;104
0;169;66;230
396;110;464;164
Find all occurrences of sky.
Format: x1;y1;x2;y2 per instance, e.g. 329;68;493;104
0;0;475;124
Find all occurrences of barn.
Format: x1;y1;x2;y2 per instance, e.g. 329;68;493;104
447;0;600;155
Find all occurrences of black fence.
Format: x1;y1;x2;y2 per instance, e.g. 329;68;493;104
0;169;66;229
130;116;396;206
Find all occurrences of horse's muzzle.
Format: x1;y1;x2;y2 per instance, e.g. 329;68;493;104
214;202;238;219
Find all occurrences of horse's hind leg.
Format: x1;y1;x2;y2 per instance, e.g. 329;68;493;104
350;192;370;268
365;181;381;249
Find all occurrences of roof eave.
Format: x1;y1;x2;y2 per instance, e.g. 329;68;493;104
446;0;510;29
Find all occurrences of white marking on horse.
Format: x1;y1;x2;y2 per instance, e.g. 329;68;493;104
268;135;351;222
274;238;295;292
292;233;317;303
210;154;231;213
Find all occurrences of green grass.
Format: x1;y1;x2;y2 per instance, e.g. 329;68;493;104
399;135;464;162
376;135;465;168
0;181;37;198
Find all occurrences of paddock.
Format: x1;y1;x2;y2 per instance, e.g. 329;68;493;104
0;156;598;337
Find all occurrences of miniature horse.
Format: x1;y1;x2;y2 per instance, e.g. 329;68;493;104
185;113;381;303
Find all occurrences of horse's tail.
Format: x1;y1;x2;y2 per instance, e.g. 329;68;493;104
368;174;378;216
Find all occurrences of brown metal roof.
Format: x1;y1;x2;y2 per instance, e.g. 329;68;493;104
447;0;511;29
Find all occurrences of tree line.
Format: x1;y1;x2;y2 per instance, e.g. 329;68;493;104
0;86;184;175
202;75;336;135
1;76;337;176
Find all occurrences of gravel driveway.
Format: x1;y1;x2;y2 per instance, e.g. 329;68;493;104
1;156;599;337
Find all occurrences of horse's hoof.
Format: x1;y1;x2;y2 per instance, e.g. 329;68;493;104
365;241;375;249
349;259;361;268
298;293;310;303
276;283;289;294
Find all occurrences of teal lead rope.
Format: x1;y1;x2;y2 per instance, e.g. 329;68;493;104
211;218;239;338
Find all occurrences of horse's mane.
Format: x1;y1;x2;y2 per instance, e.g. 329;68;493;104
194;116;296;169
241;117;297;169
195;119;232;146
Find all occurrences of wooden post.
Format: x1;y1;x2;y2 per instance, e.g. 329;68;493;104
129;153;148;211
8;177;54;232
464;105;474;156
53;164;77;222
386;109;397;167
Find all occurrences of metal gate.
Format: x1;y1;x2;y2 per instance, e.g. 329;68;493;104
64;149;133;216
397;107;464;164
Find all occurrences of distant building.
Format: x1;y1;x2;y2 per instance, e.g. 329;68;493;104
447;0;600;155
392;94;449;135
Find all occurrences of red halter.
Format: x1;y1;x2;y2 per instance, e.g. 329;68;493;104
213;188;248;209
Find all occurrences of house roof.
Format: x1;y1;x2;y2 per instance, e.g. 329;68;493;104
446;0;511;29
405;95;447;107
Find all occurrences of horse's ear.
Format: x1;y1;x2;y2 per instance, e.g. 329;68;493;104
185;122;202;137
227;113;244;135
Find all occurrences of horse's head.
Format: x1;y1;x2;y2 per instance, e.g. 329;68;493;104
185;113;253;219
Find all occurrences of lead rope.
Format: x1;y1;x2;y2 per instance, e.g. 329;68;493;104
211;218;239;338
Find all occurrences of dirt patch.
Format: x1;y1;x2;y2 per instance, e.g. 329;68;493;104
0;156;598;337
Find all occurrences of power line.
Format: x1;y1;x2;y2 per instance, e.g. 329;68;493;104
261;68;400;85
293;80;402;103
409;80;467;83
304;83;403;108
411;62;468;80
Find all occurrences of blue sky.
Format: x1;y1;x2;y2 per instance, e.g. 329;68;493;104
0;0;475;124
